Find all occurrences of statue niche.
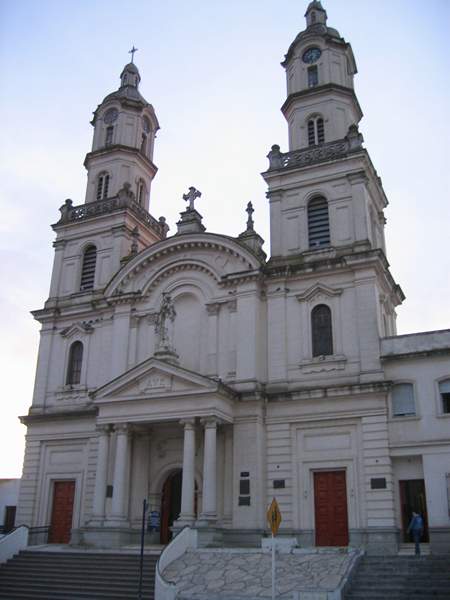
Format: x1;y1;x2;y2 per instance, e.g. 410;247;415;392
154;293;179;364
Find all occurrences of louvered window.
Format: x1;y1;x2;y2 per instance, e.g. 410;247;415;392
80;245;97;291
311;304;333;357
317;118;324;143
96;173;109;200
439;379;450;414
308;120;315;145
66;341;83;385
392;384;416;416
105;126;114;146
307;117;324;146
308;65;318;87
308;197;330;247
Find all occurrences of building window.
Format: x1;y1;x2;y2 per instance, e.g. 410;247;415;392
66;341;83;385
439;379;450;414
392;383;416;417
105;126;114;146
308;65;318;87
137;179;145;206
80;245;97;291
308;197;330;248
307;116;324;146
311;304;333;357
96;173;109;200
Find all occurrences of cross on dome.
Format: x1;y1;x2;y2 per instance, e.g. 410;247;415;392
129;46;138;63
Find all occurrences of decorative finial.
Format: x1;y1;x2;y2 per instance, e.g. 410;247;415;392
246;202;254;231
129;46;138;63
182;186;202;211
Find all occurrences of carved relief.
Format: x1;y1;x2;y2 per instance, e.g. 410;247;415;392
138;374;171;393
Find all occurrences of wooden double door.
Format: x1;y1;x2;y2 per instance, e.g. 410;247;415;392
48;480;75;544
314;470;349;546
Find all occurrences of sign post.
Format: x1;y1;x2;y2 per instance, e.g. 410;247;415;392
266;497;282;600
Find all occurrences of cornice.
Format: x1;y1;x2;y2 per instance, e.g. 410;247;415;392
20;407;97;425
281;84;363;120
83;144;157;174
266;380;390;402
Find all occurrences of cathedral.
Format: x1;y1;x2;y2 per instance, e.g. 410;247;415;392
17;1;450;555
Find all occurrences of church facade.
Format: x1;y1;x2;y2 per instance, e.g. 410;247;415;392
17;2;450;555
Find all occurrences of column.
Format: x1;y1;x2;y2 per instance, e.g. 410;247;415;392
178;419;196;523
201;418;218;521
90;425;111;523
110;424;130;522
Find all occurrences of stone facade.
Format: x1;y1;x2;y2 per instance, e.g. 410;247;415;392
17;2;450;554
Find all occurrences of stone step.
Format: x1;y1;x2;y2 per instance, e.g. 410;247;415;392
0;549;157;600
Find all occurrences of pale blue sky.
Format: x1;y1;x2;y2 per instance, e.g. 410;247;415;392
0;0;449;477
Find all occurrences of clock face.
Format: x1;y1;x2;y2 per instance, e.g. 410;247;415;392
302;47;322;64
104;108;118;124
142;116;151;134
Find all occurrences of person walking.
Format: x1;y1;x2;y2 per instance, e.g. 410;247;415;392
407;511;424;556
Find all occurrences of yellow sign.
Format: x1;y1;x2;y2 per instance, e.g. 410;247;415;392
266;497;282;536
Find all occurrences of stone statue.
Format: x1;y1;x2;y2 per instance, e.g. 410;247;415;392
155;293;176;351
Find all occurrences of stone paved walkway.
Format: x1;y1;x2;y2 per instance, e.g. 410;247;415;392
163;548;357;599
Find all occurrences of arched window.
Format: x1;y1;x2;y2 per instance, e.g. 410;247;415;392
80;245;97;291
136;179;145;206
311;304;333;357
308;197;330;248
96;172;109;200
391;383;416;417
308;65;318;88
66;341;83;385
105;126;114;146
307;116;324;146
439;379;450;414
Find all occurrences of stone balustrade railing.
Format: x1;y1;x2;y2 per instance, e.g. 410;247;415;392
267;124;364;171
56;190;169;239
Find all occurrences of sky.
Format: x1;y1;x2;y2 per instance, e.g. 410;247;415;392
0;0;449;478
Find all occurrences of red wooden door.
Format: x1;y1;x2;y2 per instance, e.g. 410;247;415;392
314;470;349;546
48;481;75;544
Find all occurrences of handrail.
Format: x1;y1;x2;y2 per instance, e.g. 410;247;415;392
155;526;198;600
0;525;29;564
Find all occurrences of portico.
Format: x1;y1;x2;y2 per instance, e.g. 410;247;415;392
77;357;234;546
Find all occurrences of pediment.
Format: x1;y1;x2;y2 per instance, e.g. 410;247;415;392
295;283;343;303
92;357;232;402
60;322;94;338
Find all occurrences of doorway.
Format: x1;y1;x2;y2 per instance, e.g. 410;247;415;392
160;470;182;544
314;470;349;546
48;480;75;544
399;479;429;542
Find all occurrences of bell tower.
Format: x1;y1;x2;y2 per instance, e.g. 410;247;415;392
282;0;360;150
262;1;404;379
46;56;168;301
85;57;159;210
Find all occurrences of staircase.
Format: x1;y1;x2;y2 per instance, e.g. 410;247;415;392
0;549;159;599
345;555;450;600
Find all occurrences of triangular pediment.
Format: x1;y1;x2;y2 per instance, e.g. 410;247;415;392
92;357;233;402
60;322;94;338
295;283;343;303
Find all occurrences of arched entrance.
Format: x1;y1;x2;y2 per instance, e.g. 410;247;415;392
160;470;182;544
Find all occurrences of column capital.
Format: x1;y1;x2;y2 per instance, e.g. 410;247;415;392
114;423;130;434
180;418;196;430
200;417;220;429
96;424;111;434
